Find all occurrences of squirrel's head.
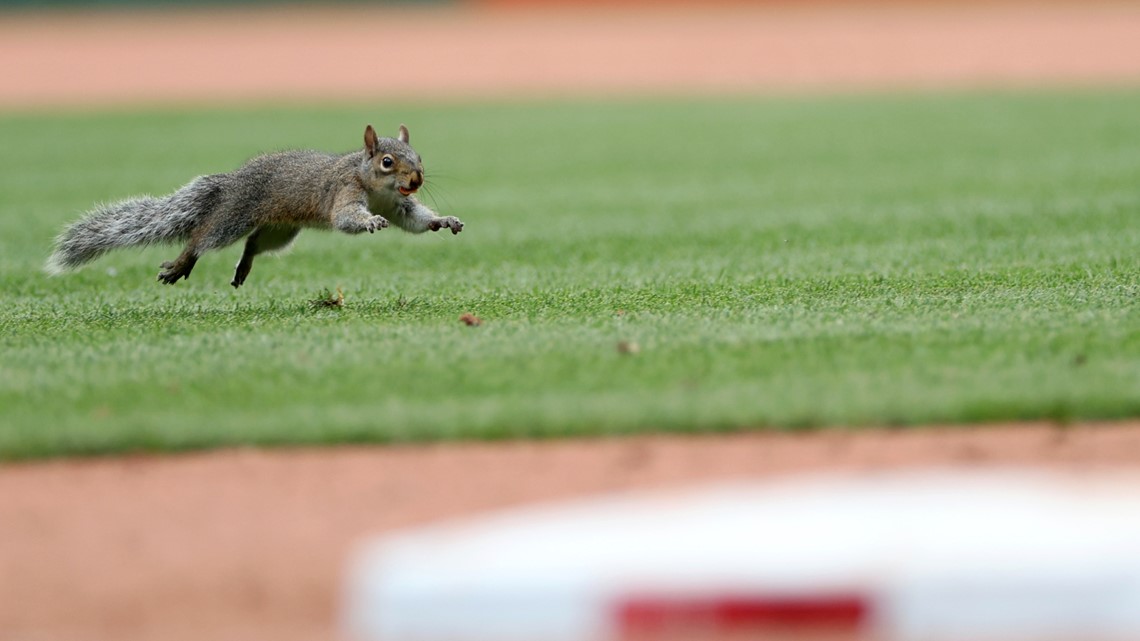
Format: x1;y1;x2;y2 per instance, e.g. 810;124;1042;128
362;124;424;197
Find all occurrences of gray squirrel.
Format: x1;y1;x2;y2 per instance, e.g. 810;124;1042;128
47;124;463;288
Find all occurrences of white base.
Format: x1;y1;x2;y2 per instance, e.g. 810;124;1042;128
343;470;1140;641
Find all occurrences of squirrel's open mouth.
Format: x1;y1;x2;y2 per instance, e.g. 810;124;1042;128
398;186;416;196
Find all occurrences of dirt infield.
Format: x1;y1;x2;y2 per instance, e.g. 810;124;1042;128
5;423;1140;641
4;3;1140;641
2;3;1140;108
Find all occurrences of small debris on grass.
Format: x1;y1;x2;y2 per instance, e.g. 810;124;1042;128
309;287;345;309
459;312;482;327
617;340;640;355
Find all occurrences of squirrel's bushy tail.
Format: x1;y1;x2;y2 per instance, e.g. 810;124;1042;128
46;176;220;274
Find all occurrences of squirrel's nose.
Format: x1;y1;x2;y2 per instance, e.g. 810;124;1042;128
409;171;423;190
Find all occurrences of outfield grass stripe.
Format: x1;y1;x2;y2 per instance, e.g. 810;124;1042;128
2;90;1139;458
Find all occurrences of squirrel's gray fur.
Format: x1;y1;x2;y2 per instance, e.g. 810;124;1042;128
46;124;463;288
46;177;221;274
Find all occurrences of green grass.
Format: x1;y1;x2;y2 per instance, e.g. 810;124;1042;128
2;90;1139;459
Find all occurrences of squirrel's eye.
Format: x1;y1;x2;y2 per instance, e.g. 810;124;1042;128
381;156;394;169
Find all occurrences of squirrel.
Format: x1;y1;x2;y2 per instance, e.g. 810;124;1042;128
46;124;464;288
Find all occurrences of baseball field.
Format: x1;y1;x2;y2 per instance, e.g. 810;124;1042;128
3;92;1140;458
2;2;1140;640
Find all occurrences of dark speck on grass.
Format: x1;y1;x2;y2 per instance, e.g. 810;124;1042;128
617;340;640;355
309;287;344;310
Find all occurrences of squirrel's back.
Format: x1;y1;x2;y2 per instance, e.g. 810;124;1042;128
217;150;352;225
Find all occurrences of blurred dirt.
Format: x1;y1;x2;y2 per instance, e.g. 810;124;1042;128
3;3;1140;640
6;423;1140;641
1;3;1139;108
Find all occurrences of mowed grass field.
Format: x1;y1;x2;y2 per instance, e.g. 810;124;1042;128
1;90;1138;459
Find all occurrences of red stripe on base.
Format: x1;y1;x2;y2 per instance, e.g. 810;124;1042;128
617;594;868;637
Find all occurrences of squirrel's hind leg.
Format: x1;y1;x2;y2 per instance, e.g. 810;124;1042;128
231;225;301;288
158;246;199;285
231;244;256;289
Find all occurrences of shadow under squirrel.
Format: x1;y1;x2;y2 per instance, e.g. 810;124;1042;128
47;124;463;288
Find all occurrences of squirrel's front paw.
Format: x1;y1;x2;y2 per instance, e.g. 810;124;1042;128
428;216;464;235
366;216;389;233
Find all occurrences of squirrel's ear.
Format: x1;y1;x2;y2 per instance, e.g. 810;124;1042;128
364;125;378;157
397;124;410;145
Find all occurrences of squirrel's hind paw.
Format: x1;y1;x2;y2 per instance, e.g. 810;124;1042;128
157;269;184;285
157;256;196;285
